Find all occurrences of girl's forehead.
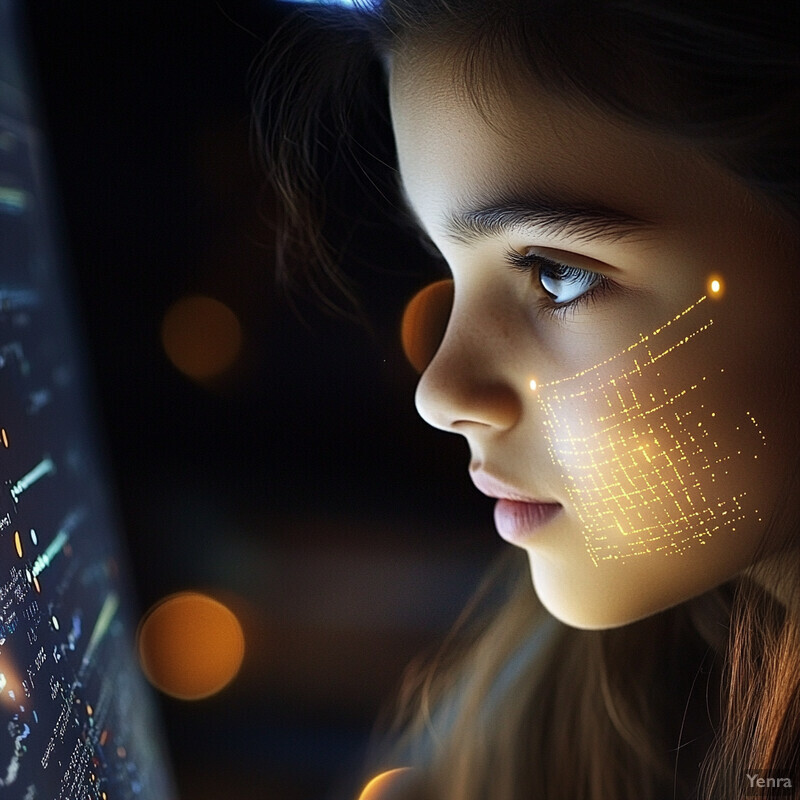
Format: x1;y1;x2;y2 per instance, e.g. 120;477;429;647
390;48;798;287
390;53;710;236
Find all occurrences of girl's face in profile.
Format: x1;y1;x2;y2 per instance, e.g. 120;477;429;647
390;48;800;629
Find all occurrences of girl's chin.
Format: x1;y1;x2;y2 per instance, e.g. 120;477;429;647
530;567;696;630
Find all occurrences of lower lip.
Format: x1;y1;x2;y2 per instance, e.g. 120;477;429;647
493;500;562;544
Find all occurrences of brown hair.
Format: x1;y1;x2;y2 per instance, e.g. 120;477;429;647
253;2;800;797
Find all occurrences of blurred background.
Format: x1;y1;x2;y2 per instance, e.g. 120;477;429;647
22;2;503;797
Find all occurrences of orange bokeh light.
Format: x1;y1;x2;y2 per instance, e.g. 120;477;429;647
161;295;242;380
358;768;415;800
137;591;245;700
401;279;454;374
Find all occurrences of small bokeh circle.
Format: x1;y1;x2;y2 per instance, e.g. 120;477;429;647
401;279;454;374
161;295;242;381
137;591;245;700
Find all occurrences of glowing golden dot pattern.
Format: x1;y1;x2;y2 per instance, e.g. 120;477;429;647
534;295;767;566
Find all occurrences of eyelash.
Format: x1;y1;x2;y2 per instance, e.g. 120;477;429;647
503;249;614;319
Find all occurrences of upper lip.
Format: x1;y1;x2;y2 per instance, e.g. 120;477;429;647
469;469;560;505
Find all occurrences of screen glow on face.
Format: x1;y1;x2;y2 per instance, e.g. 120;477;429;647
531;286;766;566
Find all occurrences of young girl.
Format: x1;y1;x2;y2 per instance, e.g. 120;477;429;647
256;2;800;798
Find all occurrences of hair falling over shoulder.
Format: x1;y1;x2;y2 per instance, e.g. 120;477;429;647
368;546;800;800
253;2;800;797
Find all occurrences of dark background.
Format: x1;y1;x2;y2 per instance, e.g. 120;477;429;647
23;2;503;797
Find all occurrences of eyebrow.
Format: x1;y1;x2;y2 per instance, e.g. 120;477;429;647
399;183;655;248
445;192;657;246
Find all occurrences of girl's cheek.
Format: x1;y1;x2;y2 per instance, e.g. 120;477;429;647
533;291;768;566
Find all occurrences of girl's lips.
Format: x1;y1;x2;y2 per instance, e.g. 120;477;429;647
469;470;562;543
493;499;562;544
469;469;557;504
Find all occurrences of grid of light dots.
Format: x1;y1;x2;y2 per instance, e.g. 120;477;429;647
531;292;766;566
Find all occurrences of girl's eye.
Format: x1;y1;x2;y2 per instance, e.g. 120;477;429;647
503;249;609;310
538;261;603;304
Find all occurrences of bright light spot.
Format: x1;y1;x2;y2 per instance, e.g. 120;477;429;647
13;531;22;558
358;768;415;800
137;591;245;700
161;295;242;381
707;275;724;299
529;378;537;392
0;665;24;708
400;279;453;374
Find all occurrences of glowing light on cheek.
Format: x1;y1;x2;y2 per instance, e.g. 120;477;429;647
529;378;537;392
707;274;725;298
534;290;766;566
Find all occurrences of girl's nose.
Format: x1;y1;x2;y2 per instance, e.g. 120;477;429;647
406;280;523;434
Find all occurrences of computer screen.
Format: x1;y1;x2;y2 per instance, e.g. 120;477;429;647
0;1;176;796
